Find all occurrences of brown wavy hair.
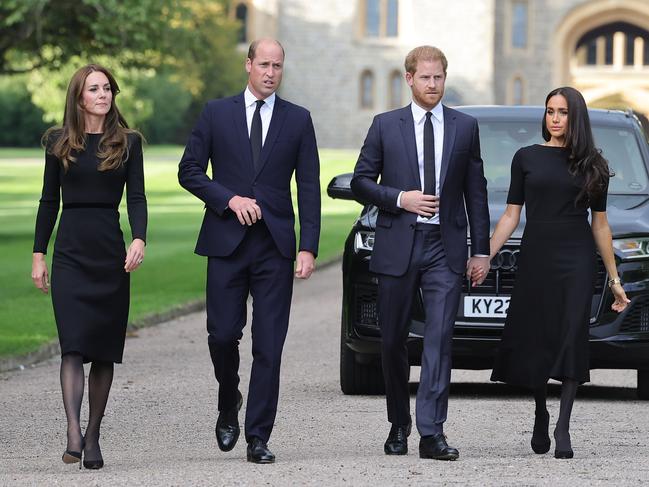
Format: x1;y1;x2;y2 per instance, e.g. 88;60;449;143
43;64;137;171
541;86;611;205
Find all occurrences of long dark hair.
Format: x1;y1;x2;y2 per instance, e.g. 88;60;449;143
541;86;610;205
42;64;138;172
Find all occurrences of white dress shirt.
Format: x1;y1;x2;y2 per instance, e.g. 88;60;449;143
397;100;444;224
244;87;275;146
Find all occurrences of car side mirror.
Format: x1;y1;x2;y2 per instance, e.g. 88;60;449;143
327;173;357;201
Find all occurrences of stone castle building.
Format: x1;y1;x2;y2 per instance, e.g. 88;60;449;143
230;0;649;148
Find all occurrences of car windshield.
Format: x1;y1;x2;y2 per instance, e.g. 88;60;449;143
478;121;649;195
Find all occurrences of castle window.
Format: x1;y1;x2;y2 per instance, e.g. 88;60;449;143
235;3;248;44
511;0;528;49
576;22;649;68
360;70;375;109
363;0;399;38
389;70;402;109
512;77;524;105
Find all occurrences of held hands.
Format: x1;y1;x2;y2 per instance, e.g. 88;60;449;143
467;256;490;287
400;191;439;217
611;283;631;312
125;238;146;273
229;195;262;226
32;253;50;294
295;251;315;279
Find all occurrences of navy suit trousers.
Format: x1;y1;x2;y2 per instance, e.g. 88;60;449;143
206;221;294;443
377;225;462;436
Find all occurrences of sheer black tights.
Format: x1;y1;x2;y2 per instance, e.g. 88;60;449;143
60;353;84;453
60;353;114;462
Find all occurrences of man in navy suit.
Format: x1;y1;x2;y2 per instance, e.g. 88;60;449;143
351;46;490;460
178;38;320;464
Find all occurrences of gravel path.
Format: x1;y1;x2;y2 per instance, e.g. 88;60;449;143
1;263;648;486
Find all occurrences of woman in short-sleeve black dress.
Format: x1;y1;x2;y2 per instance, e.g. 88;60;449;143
485;87;629;459
31;64;147;469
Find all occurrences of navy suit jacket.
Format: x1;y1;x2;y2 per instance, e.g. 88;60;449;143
351;104;489;276
178;92;321;260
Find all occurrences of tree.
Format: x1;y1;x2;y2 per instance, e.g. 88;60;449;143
1;0;177;74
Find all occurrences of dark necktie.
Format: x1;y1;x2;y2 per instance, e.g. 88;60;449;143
250;99;264;170
423;111;436;195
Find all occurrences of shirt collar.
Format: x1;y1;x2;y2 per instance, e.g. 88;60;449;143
410;99;444;125
245;86;276;111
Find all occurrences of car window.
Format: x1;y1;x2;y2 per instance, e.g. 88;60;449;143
477;121;542;190
593;126;649;194
477;120;649;194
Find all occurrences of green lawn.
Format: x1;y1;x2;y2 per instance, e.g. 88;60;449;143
0;147;360;358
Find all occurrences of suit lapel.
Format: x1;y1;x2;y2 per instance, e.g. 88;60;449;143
254;96;288;178
439;105;456;193
399;105;422;189
232;93;255;177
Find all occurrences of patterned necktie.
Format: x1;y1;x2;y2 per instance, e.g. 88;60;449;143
250;99;265;170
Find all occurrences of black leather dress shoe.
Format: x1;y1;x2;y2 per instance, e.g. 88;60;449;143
247;437;275;464
215;391;243;452
384;422;411;455
419;433;459;461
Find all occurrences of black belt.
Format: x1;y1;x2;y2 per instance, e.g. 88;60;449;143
414;222;441;232
62;203;118;210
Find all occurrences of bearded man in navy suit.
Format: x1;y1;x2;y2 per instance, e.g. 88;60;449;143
179;39;320;464
352;46;490;460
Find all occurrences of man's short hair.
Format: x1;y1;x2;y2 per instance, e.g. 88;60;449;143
247;39;286;60
404;46;448;75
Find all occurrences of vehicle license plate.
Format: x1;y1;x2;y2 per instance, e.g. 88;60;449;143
463;296;510;318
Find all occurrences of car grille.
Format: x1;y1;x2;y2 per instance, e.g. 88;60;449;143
355;284;378;327
463;245;607;295
620;295;649;333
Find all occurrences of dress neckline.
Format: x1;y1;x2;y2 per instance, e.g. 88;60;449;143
534;143;569;150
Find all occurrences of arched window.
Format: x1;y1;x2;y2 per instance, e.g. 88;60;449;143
512;77;524;105
576;22;649;67
363;0;399;38
235;3;248;44
389;70;402;109
360;70;375;109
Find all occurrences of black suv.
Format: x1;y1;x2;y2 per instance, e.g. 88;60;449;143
328;106;649;399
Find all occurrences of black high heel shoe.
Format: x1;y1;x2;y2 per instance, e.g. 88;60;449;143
82;437;104;469
530;409;551;454
553;430;573;459
62;438;84;470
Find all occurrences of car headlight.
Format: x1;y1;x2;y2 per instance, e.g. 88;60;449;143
613;238;649;259
354;230;375;253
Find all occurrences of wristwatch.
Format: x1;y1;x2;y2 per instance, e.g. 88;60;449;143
608;277;622;288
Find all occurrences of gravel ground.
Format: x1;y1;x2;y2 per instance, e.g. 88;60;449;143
1;263;648;486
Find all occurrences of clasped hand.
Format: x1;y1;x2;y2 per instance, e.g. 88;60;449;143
229;195;262;225
467;256;490;287
401;191;439;217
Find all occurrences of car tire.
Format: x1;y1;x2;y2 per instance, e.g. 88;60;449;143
638;370;649;400
340;321;385;395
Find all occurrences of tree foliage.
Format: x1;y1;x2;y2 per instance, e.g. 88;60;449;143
0;0;248;144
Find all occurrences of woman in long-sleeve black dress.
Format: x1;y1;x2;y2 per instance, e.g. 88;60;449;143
485;87;629;459
31;64;147;469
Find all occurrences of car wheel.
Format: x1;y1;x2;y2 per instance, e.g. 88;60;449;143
340;321;385;395
638;370;649;400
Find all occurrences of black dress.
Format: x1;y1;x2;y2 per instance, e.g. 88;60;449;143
490;144;607;388
33;132;147;363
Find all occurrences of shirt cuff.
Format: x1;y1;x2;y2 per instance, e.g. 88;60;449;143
396;191;403;208
473;254;489;257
